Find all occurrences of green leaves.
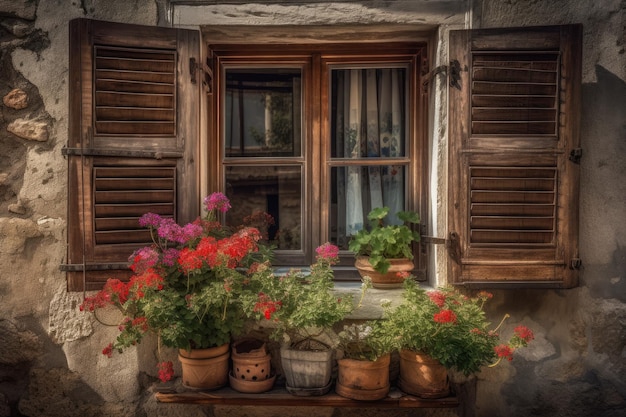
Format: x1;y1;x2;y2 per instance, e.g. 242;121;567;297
382;279;500;375
348;206;420;273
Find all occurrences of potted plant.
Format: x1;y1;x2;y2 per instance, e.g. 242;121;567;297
80;192;271;389
334;320;395;401
348;206;420;288
246;243;363;396
382;277;535;398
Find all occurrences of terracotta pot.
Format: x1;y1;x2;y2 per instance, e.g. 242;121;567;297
355;256;414;289
335;354;390;401
280;346;334;396
398;349;450;398
230;339;275;393
178;343;229;390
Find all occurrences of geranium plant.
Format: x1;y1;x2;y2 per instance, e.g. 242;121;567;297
348;206;420;274
246;243;361;350
80;192;271;382
382;276;534;375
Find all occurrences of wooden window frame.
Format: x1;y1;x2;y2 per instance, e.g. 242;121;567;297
209;43;429;276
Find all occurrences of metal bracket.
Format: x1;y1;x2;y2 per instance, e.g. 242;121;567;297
189;57;213;93
449;59;466;90
570;258;582;270
569;148;583;164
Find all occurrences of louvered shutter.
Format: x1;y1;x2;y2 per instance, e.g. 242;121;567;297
448;25;581;288
66;19;200;291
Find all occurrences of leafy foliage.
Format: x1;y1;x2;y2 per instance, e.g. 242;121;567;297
348;206;420;273
245;243;358;349
80;193;272;381
382;278;534;375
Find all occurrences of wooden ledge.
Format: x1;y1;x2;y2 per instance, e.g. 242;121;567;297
155;386;459;408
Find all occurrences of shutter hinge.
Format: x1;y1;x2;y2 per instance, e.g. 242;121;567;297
422;59;466;91
570;258;582;270
569;148;583;164
449;59;465;90
189;57;213;93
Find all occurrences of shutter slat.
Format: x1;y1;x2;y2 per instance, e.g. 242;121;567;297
95;230;153;245
95;122;176;135
94;204;175;217
96;107;175;122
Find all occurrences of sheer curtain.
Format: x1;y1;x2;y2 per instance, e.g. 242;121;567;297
334;68;405;242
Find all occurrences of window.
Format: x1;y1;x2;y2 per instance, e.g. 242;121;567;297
65;19;580;291
214;45;427;271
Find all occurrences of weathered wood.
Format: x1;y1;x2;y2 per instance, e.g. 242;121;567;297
448;25;581;288
66;19;201;291
155;387;459;408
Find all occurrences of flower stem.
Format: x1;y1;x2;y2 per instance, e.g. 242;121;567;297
493;313;510;333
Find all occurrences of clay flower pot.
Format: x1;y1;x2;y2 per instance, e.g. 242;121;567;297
355;257;414;289
178;343;230;390
398;349;450;398
335;354;390;401
229;339;275;393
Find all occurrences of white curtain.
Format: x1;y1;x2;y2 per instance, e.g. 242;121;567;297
335;68;405;240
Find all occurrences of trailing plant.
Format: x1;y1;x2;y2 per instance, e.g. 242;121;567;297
348;206;420;273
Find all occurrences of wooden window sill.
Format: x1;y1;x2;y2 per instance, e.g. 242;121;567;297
155;386;459;408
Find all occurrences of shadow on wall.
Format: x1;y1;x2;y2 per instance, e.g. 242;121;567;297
0;316;140;417
580;65;626;302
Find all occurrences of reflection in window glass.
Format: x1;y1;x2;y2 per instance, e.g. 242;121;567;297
225;69;302;157
225;165;302;250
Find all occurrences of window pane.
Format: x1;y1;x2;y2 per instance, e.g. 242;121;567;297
330;68;406;158
225;165;302;250
330;165;406;250
225;69;302;157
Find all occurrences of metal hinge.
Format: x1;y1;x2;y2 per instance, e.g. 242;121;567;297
422;59;466;91
189;57;213;93
569;148;583;164
61;147;182;159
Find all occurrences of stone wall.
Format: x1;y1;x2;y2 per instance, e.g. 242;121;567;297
0;1;624;417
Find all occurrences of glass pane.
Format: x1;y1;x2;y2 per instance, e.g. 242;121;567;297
225;69;302;157
330;68;406;158
330;165;406;250
225;165;302;250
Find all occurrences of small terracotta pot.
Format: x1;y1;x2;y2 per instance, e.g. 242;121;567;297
230;339;275;393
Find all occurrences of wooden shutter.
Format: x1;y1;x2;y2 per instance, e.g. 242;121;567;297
448;25;581;288
65;19;200;291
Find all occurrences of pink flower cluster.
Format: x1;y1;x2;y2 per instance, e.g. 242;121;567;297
204;192;231;213
315;242;340;264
